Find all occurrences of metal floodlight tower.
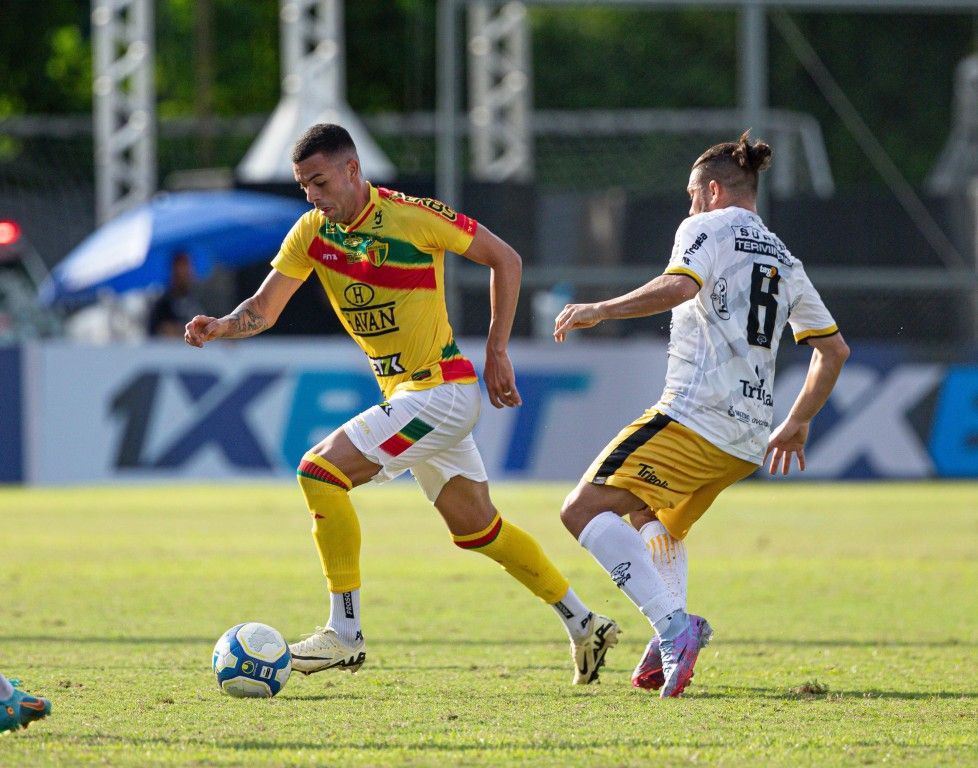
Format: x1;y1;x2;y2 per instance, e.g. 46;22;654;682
927;54;978;196
468;2;533;181
238;0;395;184
92;0;156;224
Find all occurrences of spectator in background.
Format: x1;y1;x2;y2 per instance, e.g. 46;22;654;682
147;251;206;337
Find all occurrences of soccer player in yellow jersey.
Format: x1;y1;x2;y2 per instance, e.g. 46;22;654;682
185;123;619;684
554;132;850;698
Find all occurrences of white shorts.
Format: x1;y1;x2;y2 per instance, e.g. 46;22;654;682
343;382;489;503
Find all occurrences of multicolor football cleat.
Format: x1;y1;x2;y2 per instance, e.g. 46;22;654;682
0;681;52;733
658;614;712;698
571;613;621;684
631;635;665;690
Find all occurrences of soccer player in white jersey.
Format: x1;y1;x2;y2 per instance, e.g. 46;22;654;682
553;132;850;698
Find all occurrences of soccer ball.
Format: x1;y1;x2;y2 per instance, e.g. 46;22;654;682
212;622;292;698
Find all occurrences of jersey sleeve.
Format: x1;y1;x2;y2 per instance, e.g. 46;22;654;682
406;198;479;254
270;213;315;281
664;215;715;289
788;264;839;344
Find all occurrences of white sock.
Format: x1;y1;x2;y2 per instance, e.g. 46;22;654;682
0;673;12;699
639;520;688;610
327;589;362;644
578;512;681;628
551;586;593;641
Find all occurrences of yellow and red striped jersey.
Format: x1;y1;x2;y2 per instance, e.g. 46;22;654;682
272;184;479;398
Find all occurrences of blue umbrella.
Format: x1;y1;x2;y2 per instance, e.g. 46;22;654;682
39;190;310;306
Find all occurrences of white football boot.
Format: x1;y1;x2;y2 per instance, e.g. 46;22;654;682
571;613;621;684
289;627;366;675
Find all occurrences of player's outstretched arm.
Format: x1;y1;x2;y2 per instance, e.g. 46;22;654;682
765;333;850;475
460;225;522;409
184;269;303;348
553;274;698;342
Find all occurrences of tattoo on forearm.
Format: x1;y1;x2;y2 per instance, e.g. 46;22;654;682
225;307;267;338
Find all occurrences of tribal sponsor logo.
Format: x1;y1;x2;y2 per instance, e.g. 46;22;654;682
684;232;707;256
369;353;406;377
711;277;730;320
372;210;383;228
637;463;669;487
379;401;393;416
610;562;632;589
341;300;398;337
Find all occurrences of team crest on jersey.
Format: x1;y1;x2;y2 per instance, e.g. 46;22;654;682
339;236;388;266
366;241;389;267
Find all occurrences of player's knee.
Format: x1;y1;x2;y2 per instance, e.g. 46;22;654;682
296;452;352;506
559;490;585;535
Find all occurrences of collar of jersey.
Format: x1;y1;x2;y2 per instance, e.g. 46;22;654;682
333;183;380;234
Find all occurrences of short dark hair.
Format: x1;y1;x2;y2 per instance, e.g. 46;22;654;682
291;123;357;164
692;130;772;195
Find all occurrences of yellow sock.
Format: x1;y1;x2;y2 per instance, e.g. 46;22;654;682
296;453;361;593
453;513;570;604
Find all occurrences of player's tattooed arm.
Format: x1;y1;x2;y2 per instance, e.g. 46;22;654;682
222;303;268;338
185;269;303;347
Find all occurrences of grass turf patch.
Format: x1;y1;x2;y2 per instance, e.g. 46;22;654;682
2;481;977;766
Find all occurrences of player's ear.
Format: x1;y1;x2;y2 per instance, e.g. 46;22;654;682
708;179;721;202
346;156;360;181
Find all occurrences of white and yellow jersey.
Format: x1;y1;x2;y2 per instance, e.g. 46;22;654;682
656;206;838;464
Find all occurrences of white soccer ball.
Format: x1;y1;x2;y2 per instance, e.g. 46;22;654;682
212;622;292;698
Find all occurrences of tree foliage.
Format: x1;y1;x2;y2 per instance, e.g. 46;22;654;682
0;1;974;187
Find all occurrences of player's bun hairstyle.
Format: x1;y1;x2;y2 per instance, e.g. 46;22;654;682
692;130;772;194
292;123;357;164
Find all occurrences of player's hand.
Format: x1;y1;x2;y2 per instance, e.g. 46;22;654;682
553;303;602;343
184;315;223;348
483;347;521;409
764;417;810;476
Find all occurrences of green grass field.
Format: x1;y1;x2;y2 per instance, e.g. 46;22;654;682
3;482;977;766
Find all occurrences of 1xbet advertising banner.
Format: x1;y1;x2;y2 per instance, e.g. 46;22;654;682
5;339;978;484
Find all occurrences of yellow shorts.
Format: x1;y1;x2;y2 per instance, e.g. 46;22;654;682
583;409;758;540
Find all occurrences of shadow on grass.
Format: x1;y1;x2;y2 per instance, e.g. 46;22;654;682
60;733;733;753
4;634;976;649
690;686;978;700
